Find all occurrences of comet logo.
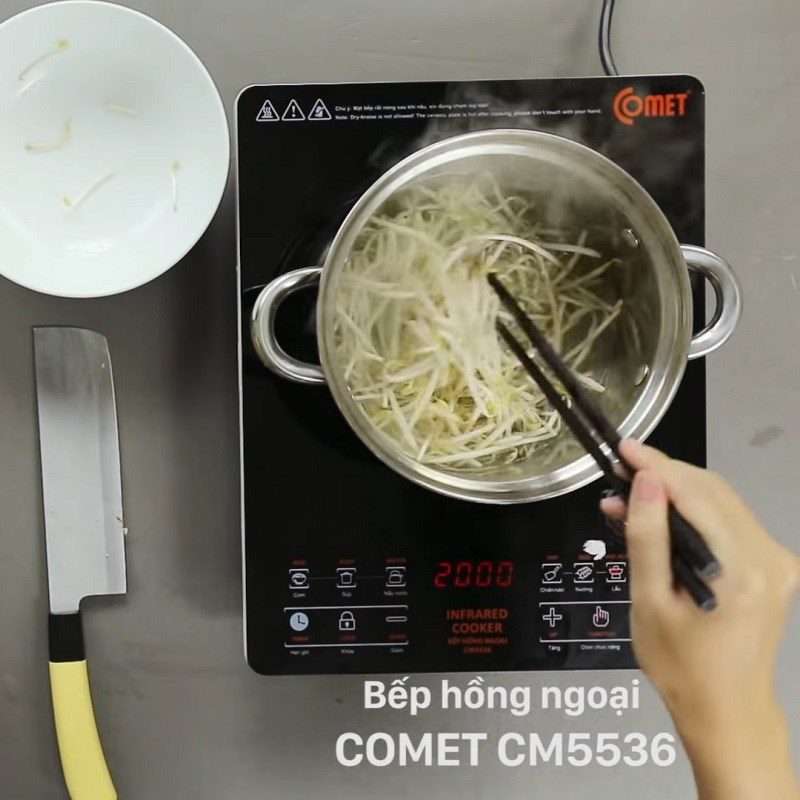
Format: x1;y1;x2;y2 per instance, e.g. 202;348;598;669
613;86;690;126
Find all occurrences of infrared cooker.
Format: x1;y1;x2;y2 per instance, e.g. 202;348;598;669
236;75;711;674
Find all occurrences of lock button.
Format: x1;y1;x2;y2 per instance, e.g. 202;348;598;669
338;611;356;632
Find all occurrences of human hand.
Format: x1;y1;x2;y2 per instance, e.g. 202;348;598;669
601;439;799;799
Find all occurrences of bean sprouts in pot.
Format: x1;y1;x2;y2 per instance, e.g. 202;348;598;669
334;176;628;470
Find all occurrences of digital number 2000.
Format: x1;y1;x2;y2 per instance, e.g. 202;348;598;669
434;561;514;589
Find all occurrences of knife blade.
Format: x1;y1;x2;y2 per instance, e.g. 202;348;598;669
34;326;123;800
34;326;126;613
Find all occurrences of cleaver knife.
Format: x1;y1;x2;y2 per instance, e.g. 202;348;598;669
34;327;125;800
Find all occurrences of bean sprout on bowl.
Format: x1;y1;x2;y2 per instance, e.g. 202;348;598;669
333;175;636;473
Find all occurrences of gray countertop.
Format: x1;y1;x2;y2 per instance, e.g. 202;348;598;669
1;1;798;798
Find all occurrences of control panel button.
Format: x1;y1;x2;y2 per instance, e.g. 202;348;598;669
289;611;309;632
338;611;356;631
541;606;564;628
592;605;610;628
539;603;569;640
541;563;563;584
336;567;357;588
606;562;628;583
386;566;406;587
289;568;309;590
573;562;595;584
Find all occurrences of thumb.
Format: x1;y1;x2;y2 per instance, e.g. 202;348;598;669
626;470;672;604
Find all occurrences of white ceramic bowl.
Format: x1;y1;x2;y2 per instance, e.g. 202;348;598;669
0;1;230;297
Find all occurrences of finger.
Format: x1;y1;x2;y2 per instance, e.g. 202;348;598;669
600;495;627;520
620;440;717;502
619;439;674;472
619;439;735;554
626;470;673;603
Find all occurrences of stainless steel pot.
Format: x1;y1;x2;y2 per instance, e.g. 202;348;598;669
250;129;741;504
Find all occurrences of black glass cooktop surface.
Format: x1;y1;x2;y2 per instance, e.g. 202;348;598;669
237;75;706;675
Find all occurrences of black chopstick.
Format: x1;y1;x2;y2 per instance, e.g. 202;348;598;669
489;274;720;610
604;515;717;611
489;272;719;579
496;322;619;482
490;273;626;458
672;553;718;611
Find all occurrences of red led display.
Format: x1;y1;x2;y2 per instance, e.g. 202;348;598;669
434;560;514;588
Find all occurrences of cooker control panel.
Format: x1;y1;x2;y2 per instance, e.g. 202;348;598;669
265;532;634;674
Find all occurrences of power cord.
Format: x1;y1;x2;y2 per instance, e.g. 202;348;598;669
599;0;619;76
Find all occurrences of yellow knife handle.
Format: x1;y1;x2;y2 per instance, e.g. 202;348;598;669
49;613;117;800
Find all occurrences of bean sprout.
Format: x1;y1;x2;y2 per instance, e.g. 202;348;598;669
25;116;72;153
18;39;70;84
102;101;138;117
63;170;114;209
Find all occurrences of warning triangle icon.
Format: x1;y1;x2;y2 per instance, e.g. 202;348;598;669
282;99;305;121
256;100;279;122
308;98;332;121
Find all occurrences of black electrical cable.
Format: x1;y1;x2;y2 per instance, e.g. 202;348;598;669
599;0;619;76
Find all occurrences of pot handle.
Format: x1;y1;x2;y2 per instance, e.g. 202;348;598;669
250;267;326;385
682;245;742;360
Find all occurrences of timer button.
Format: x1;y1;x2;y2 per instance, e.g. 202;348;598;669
289;611;309;632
